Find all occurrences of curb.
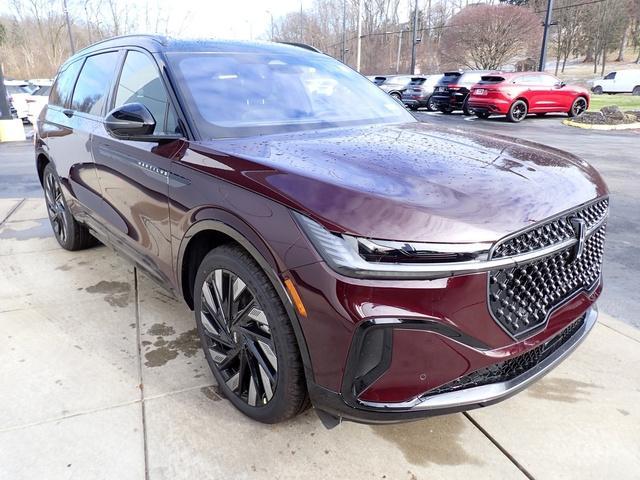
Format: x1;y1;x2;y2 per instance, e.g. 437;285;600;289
563;119;640;130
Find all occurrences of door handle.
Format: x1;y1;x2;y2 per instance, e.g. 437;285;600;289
63;109;74;118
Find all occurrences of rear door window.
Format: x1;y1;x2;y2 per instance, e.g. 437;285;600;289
71;52;119;116
50;60;83;107
114;50;179;135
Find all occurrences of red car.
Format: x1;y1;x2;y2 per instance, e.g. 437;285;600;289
468;72;590;122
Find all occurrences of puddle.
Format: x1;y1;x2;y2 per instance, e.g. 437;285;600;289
371;415;481;467
85;280;131;308
0;219;52;240
201;386;221;402
147;323;175;337
527;377;601;403
143;328;200;367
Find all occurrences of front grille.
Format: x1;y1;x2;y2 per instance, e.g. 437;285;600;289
426;316;585;397
492;199;608;258
488;198;608;338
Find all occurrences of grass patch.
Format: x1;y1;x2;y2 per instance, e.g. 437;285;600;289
589;94;640;112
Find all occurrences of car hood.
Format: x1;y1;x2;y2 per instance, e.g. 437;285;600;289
191;122;607;243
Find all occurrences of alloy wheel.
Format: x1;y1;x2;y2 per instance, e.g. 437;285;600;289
572;98;587;116
512;103;527;121
200;268;278;407
44;171;67;244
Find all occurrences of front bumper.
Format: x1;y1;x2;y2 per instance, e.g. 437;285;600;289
310;305;597;423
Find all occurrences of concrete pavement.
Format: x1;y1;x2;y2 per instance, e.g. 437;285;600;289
1;198;639;479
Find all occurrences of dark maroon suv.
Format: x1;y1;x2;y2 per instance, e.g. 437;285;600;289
35;36;608;425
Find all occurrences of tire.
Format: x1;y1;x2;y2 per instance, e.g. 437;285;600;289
507;100;528;123
426;96;437;112
390;92;401;101
633;86;640;96
462;99;474;116
592;86;603;95
409;105;419;111
475;111;490;119
568;96;588;117
43;163;97;251
193;244;308;423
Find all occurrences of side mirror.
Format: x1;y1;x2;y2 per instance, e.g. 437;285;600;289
105;103;182;142
556;81;566;89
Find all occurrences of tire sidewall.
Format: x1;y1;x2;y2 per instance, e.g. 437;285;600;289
193;247;298;423
43;163;76;250
508;100;527;122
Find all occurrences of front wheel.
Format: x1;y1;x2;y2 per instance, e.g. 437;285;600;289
592;86;603;95
633;86;640;96
568;97;588;117
194;245;308;423
507;100;528;123
390;92;401;102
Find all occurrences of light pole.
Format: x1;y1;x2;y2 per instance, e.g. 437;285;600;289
62;0;75;54
341;0;347;62
410;0;419;74
355;0;362;72
538;0;555;71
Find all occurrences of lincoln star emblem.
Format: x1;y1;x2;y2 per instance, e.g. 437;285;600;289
569;217;586;262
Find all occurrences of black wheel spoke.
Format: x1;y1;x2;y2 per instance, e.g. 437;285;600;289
199;268;278;407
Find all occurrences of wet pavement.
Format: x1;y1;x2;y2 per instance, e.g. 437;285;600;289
1;116;639;478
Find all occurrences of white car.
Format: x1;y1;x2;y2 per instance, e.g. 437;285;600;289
26;85;52;125
592;70;640;95
4;80;33;122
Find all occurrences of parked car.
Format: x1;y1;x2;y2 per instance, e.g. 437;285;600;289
371;75;388;86
25;85;52;124
401;74;444;111
468;72;590;122
36;36;607;425
378;75;424;100
4;80;32;121
431;70;493;115
592;70;640;95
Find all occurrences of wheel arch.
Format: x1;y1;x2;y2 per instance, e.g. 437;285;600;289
36;151;52;186
176;217;316;382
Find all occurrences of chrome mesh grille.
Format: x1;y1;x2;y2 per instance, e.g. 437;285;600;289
488;199;607;339
492;198;609;258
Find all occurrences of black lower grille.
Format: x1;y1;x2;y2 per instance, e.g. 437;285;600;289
426;316;585;397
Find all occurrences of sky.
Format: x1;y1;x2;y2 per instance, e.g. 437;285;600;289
147;0;316;40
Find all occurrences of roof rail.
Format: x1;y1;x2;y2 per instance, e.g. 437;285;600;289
277;42;322;53
74;34;167;56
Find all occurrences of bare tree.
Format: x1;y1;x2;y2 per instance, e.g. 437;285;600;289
439;4;542;70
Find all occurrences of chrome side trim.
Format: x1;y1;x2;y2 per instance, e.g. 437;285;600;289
358;305;597;411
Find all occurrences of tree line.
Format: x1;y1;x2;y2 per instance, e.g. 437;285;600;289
1;0;638;80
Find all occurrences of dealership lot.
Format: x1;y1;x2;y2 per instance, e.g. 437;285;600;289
1;116;640;479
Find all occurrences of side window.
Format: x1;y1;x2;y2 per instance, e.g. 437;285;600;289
604;72;616;80
538;75;559;86
114;50;179;135
49;60;83;107
71;52;119;115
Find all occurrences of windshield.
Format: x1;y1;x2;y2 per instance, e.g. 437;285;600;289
168;51;414;139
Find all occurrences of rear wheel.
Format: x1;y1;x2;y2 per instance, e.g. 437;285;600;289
390;92;401;102
462;99;474;116
193;245;308;423
632;86;640;96
592;86;603;95
568;97;588;117
43;163;97;251
426;96;437;112
507;100;528;123
475;111;490;119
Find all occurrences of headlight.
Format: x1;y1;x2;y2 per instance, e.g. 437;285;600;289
292;212;495;280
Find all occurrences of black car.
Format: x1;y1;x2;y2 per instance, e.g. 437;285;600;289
401;74;444;111
431;71;493;115
378;75;425;100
